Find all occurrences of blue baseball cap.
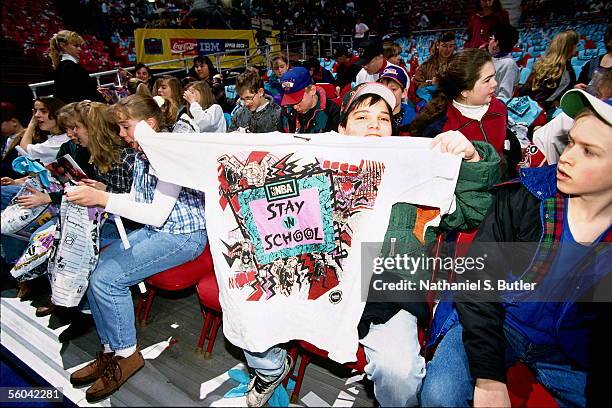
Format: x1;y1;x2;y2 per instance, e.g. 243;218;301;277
280;67;313;106
378;65;408;89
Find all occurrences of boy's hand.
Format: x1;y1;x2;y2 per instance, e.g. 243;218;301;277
473;379;510;408
431;130;481;162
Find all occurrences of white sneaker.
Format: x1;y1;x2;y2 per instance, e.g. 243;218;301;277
246;355;293;407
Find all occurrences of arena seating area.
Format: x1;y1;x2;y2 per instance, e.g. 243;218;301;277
1;0;116;77
2;0;608;88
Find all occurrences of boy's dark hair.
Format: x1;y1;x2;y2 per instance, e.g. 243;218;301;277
491;25;519;53
272;55;289;65
339;94;391;128
235;67;264;95
334;46;351;59
134;63;151;75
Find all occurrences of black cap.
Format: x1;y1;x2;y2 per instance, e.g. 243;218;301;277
355;40;383;66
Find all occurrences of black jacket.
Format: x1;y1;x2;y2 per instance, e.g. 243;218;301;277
441;172;612;391
54;60;103;103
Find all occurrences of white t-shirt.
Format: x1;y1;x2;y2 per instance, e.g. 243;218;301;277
533;112;573;164
355;68;379;85
354;61;403;86
354;23;369;38
23;134;70;165
174;102;226;133
135;124;461;363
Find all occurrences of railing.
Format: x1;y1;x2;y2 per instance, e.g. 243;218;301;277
26;14;611;98
27;32;388;98
27;38;322;98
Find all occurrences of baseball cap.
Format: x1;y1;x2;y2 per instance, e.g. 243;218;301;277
355;40;384;66
280;67;313;106
560;89;612;126
378;65;408;89
341;82;397;114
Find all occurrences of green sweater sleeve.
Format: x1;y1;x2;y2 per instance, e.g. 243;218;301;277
440;141;501;231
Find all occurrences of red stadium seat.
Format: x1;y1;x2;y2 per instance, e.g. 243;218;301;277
508;363;559;407
135;244;214;323
316;82;337;99
195;263;222;358
284;340;367;403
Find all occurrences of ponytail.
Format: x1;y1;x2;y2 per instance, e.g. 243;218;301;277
110;94;167;131
409;49;492;136
49;30;84;69
407;93;449;136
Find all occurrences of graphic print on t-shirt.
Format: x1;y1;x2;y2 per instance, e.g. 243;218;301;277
217;151;384;301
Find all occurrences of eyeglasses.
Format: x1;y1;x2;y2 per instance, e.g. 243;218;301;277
239;94;258;102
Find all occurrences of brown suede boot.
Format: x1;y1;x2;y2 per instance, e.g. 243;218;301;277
70;351;114;387
17;281;33;300
85;350;144;402
35;299;55;317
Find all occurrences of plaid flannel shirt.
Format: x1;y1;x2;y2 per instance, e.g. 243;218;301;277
93;148;137;193
133;155;206;234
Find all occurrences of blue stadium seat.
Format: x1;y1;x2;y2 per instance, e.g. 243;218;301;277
519;67;531;86
225;84;236;100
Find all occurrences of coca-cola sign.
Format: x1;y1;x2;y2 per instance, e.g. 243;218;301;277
170;39;198;55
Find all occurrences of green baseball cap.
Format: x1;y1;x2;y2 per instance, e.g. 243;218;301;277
560;89;612;126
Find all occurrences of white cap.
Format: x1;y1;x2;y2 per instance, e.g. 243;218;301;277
343;82;397;113
560;89;612;126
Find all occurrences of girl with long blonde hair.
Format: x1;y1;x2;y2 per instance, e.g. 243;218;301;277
64;94;207;401
522;30;579;110
72;101;136;192
49;30;102;103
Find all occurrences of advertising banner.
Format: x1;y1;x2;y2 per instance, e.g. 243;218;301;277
135;29;280;69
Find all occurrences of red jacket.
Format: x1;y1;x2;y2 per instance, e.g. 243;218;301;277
441;96;508;155
465;10;510;49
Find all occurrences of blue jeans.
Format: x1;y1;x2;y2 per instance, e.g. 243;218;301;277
87;227;207;351
1;185;21;209
243;310;425;406
420;322;587;407
244;346;288;377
